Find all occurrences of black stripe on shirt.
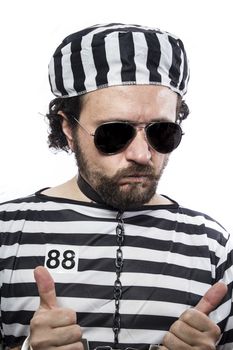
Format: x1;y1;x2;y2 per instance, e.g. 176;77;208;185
1;282;204;305
0;231;216;258
1;255;212;283
77;312;176;330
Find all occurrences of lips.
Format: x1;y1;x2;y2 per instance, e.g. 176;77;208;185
119;174;152;185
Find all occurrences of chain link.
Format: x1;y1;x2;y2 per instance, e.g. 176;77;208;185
113;211;125;347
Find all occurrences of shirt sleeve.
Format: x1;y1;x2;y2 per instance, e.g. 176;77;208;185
212;231;233;349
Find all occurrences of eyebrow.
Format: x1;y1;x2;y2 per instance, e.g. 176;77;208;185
95;116;174;124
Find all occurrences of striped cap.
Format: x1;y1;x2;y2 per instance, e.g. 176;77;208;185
49;23;189;98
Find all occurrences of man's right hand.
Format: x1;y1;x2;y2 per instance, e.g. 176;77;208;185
29;266;84;350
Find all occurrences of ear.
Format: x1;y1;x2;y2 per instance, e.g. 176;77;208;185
58;111;75;151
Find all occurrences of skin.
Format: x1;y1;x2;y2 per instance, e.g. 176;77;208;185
27;267;226;350
16;86;228;349
45;85;177;205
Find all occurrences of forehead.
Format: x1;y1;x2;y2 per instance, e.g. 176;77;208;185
80;85;178;123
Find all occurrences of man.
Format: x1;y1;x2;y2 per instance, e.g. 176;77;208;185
0;23;232;350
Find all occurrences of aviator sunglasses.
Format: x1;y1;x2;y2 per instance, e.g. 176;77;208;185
73;117;183;155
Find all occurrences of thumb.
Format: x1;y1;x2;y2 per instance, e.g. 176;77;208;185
34;266;57;309
195;282;228;315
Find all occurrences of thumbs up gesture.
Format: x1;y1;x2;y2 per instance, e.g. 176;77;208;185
160;282;228;349
30;267;227;350
29;266;84;350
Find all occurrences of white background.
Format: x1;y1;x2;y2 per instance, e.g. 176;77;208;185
0;0;232;232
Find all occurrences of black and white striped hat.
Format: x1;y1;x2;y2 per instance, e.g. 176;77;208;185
49;23;189;98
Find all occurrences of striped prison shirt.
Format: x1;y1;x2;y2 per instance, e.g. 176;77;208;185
0;189;233;349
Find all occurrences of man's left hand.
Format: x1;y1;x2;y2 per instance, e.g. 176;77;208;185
161;282;228;349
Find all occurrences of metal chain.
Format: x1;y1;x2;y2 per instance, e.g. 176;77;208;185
113;211;125;347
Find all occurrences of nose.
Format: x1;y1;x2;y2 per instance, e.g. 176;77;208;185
124;128;152;165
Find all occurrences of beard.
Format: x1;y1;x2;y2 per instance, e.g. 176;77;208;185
73;139;168;211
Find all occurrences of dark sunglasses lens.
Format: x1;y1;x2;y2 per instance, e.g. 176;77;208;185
94;123;135;154
147;122;183;153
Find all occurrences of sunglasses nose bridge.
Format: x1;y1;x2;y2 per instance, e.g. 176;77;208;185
133;124;151;147
133;124;147;137
124;125;152;164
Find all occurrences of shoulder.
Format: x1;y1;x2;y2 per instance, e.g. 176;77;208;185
146;198;231;246
178;205;227;230
0;192;39;209
177;205;231;247
0;190;50;222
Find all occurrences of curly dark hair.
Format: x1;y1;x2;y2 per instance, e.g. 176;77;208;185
46;94;189;152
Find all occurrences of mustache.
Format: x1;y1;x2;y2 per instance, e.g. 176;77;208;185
113;164;156;180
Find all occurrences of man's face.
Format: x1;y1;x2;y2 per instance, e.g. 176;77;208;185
71;85;178;210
